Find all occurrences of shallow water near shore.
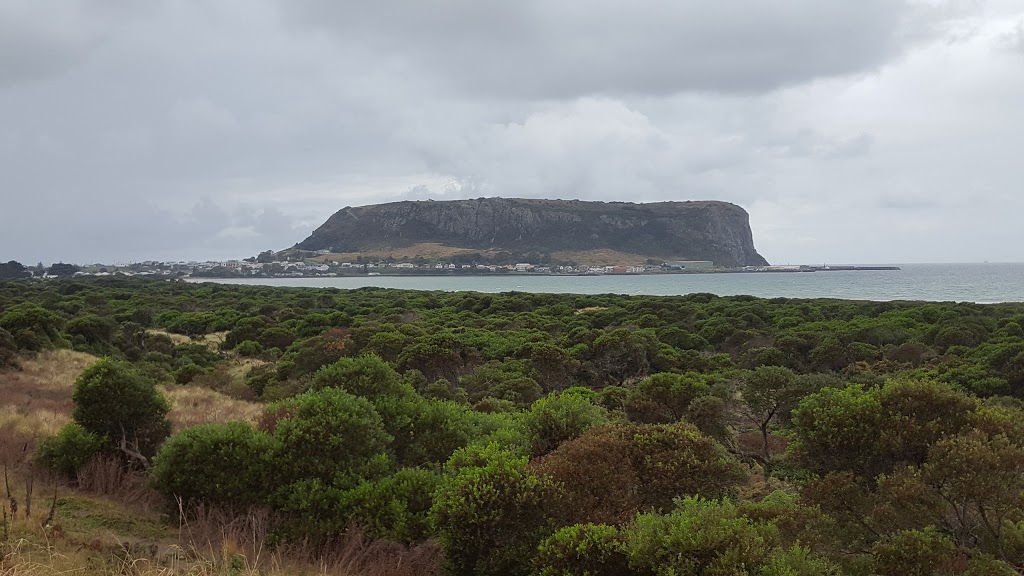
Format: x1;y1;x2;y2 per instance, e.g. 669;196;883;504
190;263;1024;303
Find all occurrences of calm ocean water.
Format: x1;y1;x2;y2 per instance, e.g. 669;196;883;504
193;263;1024;303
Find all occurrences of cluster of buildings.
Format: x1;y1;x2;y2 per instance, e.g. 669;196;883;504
61;258;721;278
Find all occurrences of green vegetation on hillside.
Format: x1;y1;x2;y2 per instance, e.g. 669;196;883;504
4;276;1024;575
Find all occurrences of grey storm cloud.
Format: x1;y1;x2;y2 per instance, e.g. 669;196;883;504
278;0;927;97
1;0;1023;265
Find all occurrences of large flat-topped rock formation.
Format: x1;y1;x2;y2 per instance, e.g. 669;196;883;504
296;198;769;268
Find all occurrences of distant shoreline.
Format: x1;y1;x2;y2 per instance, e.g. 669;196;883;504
185;266;902;281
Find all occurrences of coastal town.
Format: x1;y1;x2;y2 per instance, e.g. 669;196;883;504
2;255;898;280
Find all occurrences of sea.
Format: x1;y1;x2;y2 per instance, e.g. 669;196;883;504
190;263;1024;304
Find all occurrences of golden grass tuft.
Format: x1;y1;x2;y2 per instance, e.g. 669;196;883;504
160;386;263;432
0;350;97;467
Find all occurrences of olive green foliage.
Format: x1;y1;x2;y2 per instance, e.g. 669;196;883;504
264;388;392;484
10;278;1024;575
66;313;118;348
870;528;956;576
0;302;64;350
625;497;781;575
431;447;562;576
524;390;609;457
460;359;542;407
624;372;711;424
276;327;351;379
759;545;843;576
534;524;629;576
36;422;104;478
71;357;171;457
310;354;410;400
531;423;747;525
337;468;441;543
0;326;17;367
174;362;209;384
390;399;477;467
790;379;978;478
276;467;441;544
150;421;278;507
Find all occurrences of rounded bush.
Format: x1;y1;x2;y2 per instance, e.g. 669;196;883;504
310;354;411;400
431;448;562;576
525;391;609;457
174;363;208;385
37;423;105;478
150;421;278;507
71;357;171;457
235;339;262;357
265;388;392;484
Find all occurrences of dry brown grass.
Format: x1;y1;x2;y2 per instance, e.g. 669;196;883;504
160;386;263;433
0;350;97;468
0;495;442;576
310;242;494;263
550;248;656;266
308;243;669;267
146;330;192;346
146;330;227;352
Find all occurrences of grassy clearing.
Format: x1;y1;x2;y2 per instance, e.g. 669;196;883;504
146;330;192;346
160;386;262;433
309;242;494;264
309;244;667;266
0;350;97;467
549;248;657;266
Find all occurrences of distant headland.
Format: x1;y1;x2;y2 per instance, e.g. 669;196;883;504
292;198;769;269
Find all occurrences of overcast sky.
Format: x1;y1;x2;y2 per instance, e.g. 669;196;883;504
2;0;1022;265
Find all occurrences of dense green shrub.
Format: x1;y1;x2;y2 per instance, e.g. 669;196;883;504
0;327;17;367
71;357;171;457
524;390;609;457
174;363;209;384
0;303;63;347
624;372;710;424
389;399;476;467
310;354;410;400
870;528;956;576
338;468;441;543
264;388;392;484
150;421;278;507
66;314;117;345
235;339;262;357
760;545;843;576
36;423;105;478
534;524;629;576
790;379;978;478
432;447;562;576
624;497;780;575
276;327;351;379
530;423;747;525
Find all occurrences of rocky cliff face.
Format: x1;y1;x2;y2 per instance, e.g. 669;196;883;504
296;198;769;267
